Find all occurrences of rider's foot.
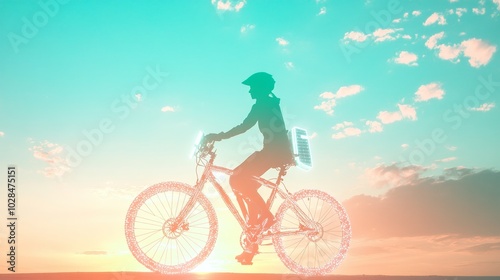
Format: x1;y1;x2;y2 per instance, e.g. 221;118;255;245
235;251;254;265
235;241;258;265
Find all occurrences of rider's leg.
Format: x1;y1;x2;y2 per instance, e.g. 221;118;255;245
234;191;259;226
230;151;281;263
230;152;273;226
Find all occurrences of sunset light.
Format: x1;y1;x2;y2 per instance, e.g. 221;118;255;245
1;0;499;278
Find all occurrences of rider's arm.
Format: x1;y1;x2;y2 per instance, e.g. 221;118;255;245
220;104;258;139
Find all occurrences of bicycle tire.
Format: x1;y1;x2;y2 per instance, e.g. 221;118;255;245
273;189;351;275
125;181;218;274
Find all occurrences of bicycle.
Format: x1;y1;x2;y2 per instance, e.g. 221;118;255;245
125;131;351;275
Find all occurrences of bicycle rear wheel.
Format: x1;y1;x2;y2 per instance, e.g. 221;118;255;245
273;189;351;275
125;182;218;274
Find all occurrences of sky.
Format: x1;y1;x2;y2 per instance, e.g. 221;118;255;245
1;0;500;276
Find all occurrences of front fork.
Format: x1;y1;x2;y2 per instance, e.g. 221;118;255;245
172;169;210;230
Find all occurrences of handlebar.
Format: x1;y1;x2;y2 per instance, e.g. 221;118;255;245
196;136;215;160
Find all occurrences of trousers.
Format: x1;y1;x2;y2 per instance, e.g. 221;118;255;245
229;150;281;225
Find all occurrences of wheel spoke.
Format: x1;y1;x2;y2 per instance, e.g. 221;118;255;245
150;196;166;221
318;204;335;225
125;183;218;273
273;190;351;275
136;229;162;243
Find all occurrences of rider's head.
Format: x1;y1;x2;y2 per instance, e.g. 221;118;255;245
242;72;275;100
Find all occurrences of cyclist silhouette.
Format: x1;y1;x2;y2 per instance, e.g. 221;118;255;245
204;72;294;264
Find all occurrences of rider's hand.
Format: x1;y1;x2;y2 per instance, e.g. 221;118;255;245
204;132;224;143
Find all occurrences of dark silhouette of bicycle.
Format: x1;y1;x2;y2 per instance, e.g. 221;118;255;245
125;132;351;275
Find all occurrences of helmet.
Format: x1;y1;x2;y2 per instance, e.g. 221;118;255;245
242;72;275;88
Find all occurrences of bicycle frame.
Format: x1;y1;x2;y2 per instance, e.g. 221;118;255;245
175;145;317;237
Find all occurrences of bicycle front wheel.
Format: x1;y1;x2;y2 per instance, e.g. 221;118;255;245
125;182;218;274
273;189;351;275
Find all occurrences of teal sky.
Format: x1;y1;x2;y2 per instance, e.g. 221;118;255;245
1;0;500;275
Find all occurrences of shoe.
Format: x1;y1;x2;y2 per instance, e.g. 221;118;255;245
235;251;255;265
235;239;258;265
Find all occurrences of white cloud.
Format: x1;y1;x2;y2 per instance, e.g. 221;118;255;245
412;10;422;16
494;0;500;10
366;120;383;133
448;8;467;17
455;8;467;17
212;0;246;12
344;28;406;44
426;33;496;67
415;83;445;102
343;31;368;42
284;61;294;70
423;13;447;26
216;0;231;11
318;7;327;15
0;131;4;137
328;105;414;138
332;126;362;139
402;143;409;149
436;157;457;163
377;104;417;124
161;106;175;112
319;91;335;99
461;38;497;68
234;1;245;11
425;32;445;49
436;44;462;62
373;28;400;42
398;104;417;120
135;93;142;102
469;102;495;112
344;127;362;137
393;18;401;23
473;7;486;15
393;51;418;66
30;141;71;178
335;85;364;98
240;24;255;33
314;85;364;115
333;121;353;130
377;111;403;124
332;132;346;139
276;37;289;46
314;99;336;115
